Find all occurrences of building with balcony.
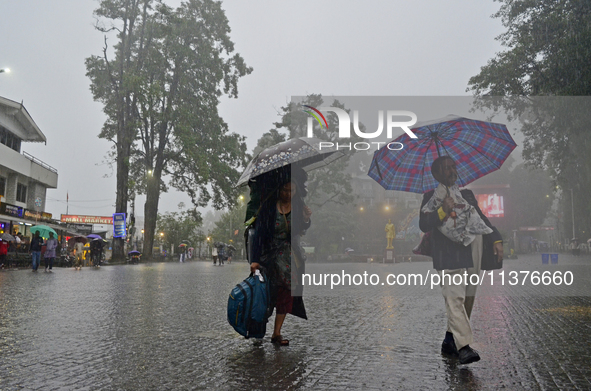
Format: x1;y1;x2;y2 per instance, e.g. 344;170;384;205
0;96;58;235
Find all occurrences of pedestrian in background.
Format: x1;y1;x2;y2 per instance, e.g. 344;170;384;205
74;240;84;270
212;246;218;265
30;231;43;272
14;232;22;252
0;239;8;268
419;156;503;364
44;232;58;272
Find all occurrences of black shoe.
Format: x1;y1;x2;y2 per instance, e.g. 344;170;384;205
441;338;459;357
458;345;480;364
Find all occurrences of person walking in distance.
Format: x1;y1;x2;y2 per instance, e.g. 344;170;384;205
74;240;84;270
44;232;58;272
30;231;43;272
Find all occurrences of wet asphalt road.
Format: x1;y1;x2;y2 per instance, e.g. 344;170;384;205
1;254;590;390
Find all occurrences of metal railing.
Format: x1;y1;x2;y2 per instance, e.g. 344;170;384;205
22;151;58;174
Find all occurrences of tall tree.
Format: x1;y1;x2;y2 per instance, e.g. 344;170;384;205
468;0;591;240
87;0;251;259
86;0;153;260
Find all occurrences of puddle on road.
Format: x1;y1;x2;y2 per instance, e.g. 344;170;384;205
538;305;591;317
195;330;243;340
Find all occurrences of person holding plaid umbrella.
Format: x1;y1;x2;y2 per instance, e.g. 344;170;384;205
369;115;515;364
420;156;503;364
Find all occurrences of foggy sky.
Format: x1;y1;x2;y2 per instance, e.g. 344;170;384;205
0;0;504;220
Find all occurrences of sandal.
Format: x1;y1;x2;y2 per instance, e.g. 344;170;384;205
271;335;289;346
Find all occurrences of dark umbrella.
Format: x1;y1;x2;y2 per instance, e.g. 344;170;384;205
128;250;141;256
87;234;102;239
368;115;517;194
68;236;87;246
236;137;344;187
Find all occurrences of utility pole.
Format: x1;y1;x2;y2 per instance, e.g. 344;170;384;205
570;188;575;239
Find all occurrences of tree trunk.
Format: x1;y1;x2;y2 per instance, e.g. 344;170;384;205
112;137;131;261
143;173;160;259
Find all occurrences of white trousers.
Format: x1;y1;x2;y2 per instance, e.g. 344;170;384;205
440;234;483;350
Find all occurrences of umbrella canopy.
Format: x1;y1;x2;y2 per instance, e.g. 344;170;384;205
68;236;87;245
128;250;141;255
368;115;517;194
235;137;344;187
87;234;102;239
1;233;15;241
30;225;58;239
178;243;187;247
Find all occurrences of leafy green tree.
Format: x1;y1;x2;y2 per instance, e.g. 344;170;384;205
209;194;248;256
87;0;251;259
156;204;204;256
272;94;361;208
86;0;153;260
252;129;287;157
468;0;591;240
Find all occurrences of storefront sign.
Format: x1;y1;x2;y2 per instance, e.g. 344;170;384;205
0;202;24;218
24;209;53;223
60;215;113;224
65;223;93;235
113;213;126;238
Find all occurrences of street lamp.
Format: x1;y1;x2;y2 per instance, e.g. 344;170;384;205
0;68;10;74
140;229;144;252
570;188;575;239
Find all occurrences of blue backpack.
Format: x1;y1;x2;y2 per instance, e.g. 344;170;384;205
227;269;270;339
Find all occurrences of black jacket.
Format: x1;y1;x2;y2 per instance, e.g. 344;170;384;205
419;189;502;271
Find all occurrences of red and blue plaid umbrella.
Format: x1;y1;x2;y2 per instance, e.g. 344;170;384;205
368;115;517;194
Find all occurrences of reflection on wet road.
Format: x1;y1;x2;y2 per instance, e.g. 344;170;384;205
1;256;590;390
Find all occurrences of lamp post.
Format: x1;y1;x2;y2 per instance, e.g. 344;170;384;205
0;68;10;74
570;188;575;239
207;236;211;259
140;229;144;252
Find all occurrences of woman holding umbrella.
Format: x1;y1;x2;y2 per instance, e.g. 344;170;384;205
249;166;312;346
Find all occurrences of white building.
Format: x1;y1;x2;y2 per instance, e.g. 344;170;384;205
0;96;58;235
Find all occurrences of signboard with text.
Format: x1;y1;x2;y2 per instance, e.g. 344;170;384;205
61;215;113;224
0;202;24;218
113;213;126;238
65;223;93;235
24;209;53;223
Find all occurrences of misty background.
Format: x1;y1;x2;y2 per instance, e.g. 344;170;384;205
0;0;505;224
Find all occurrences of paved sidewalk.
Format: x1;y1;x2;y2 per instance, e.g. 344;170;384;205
1;254;590;390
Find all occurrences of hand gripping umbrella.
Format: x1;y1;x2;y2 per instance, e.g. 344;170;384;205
235;137;344;187
368;115;517;194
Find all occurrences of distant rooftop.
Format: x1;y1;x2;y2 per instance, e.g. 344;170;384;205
0;95;46;143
